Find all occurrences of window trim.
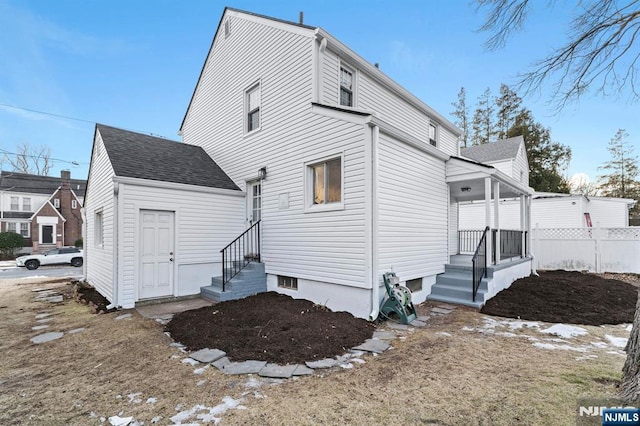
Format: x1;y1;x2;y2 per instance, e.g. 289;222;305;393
277;275;298;290
244;81;261;135
94;209;104;248
20;222;30;238
53;198;60;208
429;122;438;147
10;196;19;211
304;153;345;213
339;62;356;107
22;197;31;212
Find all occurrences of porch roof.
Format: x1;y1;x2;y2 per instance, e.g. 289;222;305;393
446;156;533;202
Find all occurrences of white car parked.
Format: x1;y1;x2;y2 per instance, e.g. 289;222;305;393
16;247;84;270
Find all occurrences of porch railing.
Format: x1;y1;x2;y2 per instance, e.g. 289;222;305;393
472;226;490;302
492;229;524;260
220;220;261;291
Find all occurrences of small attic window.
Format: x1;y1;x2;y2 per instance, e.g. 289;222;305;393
224;20;230;38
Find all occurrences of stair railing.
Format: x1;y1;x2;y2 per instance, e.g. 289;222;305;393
471;226;490;302
220;220;261;291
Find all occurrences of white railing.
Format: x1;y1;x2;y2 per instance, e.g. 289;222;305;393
531;226;640;273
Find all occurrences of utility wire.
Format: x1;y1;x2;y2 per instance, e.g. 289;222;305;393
0;148;89;166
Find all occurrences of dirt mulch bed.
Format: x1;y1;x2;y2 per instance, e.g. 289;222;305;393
481;270;638;325
165;292;375;364
74;281;117;314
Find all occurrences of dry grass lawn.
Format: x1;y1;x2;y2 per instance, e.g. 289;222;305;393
0;277;631;425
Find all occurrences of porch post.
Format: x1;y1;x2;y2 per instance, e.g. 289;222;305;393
520;195;526;257
526;195;532;256
484;177;492;269
493;181;500;265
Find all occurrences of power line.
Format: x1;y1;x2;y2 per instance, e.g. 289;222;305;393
0;148;89;166
0;102;96;125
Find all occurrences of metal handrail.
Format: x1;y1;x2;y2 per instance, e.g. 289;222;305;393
220;220;261;291
471;226;490;302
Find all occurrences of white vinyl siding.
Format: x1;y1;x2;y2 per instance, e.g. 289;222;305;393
585;199;630;227
84;133;115;303
377;132;448;280
513;144;529;184
181;14;368;289
320;47;459;156
118;183;245;307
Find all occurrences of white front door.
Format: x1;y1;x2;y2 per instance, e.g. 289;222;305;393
139;210;174;299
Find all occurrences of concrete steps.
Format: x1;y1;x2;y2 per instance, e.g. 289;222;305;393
200;262;267;303
428;262;488;309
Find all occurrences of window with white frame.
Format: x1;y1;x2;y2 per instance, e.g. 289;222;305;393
429;122;438;147
53;198;60;208
20;223;29;237
339;65;354;107
95;210;103;247
277;275;298;290
72;199;77;209
10;196;19;211
22;197;31;211
246;83;261;133
308;156;342;207
7;222;16;233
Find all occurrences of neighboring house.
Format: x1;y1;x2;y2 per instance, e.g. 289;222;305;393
0;170;85;253
459;137;637;229
84;8;534;317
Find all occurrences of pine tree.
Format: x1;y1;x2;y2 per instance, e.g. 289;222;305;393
598;129;640;198
471;87;494;145
451;87;470;147
495;83;522;139
507;108;572;192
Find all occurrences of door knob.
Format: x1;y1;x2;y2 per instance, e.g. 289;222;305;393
169;258;173;262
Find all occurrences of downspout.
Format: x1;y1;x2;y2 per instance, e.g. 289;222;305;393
110;182;120;308
368;124;380;321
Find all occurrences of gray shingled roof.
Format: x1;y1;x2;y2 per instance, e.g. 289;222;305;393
0;171;86;196
96;124;240;191
461;136;524;163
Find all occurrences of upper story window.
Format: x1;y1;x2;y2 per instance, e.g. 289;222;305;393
10;196;19;211
246;83;261;134
72;200;77;209
53;198;60;208
429;123;438;147
339;65;354;107
23;197;31;211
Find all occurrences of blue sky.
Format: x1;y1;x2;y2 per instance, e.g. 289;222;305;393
0;0;638;185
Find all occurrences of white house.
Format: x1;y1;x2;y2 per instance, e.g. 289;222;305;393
84;8;534;318
458;137;636;229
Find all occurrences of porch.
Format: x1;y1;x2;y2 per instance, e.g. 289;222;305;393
428;156;534;307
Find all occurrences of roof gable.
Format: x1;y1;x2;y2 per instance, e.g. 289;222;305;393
96;124;239;191
461;136;524;163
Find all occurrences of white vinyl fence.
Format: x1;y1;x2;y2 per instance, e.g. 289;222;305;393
531;226;640;273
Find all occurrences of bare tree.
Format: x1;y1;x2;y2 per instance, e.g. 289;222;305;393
3;143;52;175
451;87;470;147
477;0;640;107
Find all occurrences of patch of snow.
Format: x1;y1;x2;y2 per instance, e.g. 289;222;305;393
181;358;199;366
339;363;353;369
506;320;541;330
109;415;133;426
151;416;162;424
243;376;263;388
591;341;609;348
626;324;633;332
435;332;452;337
193;365;209;375
196;380;207;386
146;397;157;404
170;397;245;425
576;354;598;361
461;326;474;331
539;324;588;339
607;350;626;356
533;342;589;352
605;335;628;348
546;338;570;343
351;358;366;364
127;392;142;404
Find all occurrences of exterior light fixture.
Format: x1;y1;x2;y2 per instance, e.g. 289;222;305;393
461;187;471;192
258;167;267;180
